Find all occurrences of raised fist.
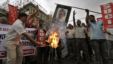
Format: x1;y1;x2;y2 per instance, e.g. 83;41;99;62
85;9;89;13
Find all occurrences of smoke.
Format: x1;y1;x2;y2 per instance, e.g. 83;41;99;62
47;21;66;40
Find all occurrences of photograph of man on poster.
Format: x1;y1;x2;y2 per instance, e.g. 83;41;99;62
53;4;71;24
55;8;68;22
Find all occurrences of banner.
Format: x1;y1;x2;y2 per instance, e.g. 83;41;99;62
52;4;72;23
8;4;18;25
101;3;113;29
0;24;36;59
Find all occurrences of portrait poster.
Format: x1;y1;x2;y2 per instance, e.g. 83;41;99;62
53;4;72;23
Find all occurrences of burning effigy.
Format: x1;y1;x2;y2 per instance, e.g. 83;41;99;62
46;24;60;48
47;31;60;48
46;22;68;58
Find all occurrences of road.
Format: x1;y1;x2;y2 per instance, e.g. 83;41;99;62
1;56;113;64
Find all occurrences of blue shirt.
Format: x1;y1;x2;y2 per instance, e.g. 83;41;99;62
89;21;106;40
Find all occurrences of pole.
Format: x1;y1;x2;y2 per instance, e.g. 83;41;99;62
56;3;102;14
72;6;101;14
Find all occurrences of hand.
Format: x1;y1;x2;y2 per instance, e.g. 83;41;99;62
65;31;69;35
85;9;89;13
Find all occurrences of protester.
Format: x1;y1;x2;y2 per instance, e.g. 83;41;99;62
35;21;49;64
3;13;36;64
72;10;77;60
65;24;75;59
81;23;93;61
85;9;109;64
74;19;90;64
72;11;90;64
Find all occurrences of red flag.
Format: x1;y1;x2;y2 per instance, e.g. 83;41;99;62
8;4;18;25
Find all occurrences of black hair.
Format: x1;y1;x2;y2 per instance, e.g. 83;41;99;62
89;15;96;22
18;13;27;19
90;15;95;18
77;19;81;22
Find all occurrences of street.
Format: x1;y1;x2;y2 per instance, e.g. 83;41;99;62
22;55;113;64
1;56;113;64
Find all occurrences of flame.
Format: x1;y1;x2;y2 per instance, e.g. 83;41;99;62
47;32;60;48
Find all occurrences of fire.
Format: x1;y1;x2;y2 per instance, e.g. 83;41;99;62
47;32;60;48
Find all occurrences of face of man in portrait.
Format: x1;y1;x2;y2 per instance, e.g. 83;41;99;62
58;9;65;18
56;8;67;22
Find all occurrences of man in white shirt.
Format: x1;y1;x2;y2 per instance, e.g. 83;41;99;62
74;20;90;64
73;11;90;63
66;24;75;59
3;13;36;64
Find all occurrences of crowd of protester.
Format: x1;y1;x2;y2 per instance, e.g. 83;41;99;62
0;9;113;64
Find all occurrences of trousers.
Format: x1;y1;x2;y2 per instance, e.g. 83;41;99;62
4;41;23;64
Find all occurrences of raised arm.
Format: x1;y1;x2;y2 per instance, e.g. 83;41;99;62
73;10;76;27
85;9;90;27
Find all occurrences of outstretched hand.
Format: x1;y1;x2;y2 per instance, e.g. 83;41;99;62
85;9;89;13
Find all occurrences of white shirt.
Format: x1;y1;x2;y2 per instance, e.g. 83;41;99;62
4;19;26;45
75;27;86;38
66;28;75;38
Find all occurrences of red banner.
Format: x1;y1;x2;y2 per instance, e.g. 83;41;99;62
101;3;113;29
8;4;18;25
